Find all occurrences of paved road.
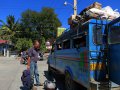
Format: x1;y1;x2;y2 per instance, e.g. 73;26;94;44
0;57;65;90
0;57;25;90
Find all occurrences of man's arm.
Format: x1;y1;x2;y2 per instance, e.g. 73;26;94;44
27;57;30;69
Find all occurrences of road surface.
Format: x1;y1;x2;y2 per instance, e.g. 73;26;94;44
0;56;65;90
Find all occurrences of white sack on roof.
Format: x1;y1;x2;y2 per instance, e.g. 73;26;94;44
102;6;120;19
86;6;120;20
86;8;105;19
88;8;104;15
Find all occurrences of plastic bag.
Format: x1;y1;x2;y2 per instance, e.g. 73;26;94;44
102;6;120;19
89;8;104;15
86;6;120;20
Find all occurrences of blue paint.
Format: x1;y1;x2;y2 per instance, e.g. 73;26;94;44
108;17;120;85
89;20;107;81
109;44;120;84
65;66;74;79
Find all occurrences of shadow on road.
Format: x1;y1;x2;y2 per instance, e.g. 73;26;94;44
44;71;65;90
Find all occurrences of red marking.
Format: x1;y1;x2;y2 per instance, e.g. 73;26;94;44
56;56;80;60
56;55;89;63
0;40;8;44
84;51;88;68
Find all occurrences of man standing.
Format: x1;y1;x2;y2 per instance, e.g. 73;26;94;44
28;40;42;86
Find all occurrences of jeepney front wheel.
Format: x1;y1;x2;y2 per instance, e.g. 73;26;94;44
65;72;77;90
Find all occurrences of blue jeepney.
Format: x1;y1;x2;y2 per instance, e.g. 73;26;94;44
48;17;120;90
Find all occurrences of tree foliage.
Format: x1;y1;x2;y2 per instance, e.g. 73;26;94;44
40;36;46;52
0;7;61;51
15;38;33;51
0;15;19;40
20;7;61;40
38;7;62;39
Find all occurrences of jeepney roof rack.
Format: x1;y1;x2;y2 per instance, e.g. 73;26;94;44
56;21;89;42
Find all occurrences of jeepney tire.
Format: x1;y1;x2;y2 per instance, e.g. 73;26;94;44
65;71;77;90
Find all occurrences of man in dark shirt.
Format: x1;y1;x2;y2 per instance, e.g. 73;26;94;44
28;40;42;86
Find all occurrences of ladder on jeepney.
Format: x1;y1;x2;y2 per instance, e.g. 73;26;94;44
99;19;111;90
89;19;111;90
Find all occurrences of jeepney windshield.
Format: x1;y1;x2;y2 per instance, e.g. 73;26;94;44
108;25;120;44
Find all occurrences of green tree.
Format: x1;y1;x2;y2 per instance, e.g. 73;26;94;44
20;7;61;40
0;15;19;41
0;7;61;52
37;7;62;39
40;36;46;52
15;38;32;51
20;9;41;40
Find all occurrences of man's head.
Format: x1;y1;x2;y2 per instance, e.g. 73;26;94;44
33;40;40;49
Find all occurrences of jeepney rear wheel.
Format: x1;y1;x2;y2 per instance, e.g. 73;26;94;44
65;72;76;90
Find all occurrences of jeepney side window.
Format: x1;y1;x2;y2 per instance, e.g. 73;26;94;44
63;40;70;49
93;25;102;45
73;36;86;48
57;43;62;50
108;25;120;44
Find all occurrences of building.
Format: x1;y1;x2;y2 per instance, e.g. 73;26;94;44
0;40;10;56
57;27;66;37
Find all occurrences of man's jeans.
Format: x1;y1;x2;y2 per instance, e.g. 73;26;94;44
30;61;40;84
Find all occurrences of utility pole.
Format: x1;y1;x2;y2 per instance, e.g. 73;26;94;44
64;0;77;16
73;0;77;16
